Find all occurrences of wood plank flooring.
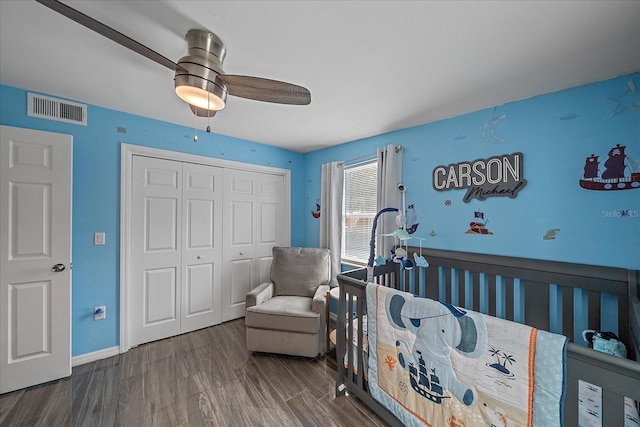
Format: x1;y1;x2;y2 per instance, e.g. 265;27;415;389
0;319;388;426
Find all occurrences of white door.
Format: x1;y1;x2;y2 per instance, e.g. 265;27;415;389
0;125;72;394
181;162;223;332
130;156;182;346
255;173;287;284
222;170;286;321
130;157;223;346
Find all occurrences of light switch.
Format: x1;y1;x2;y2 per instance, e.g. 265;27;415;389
94;232;105;245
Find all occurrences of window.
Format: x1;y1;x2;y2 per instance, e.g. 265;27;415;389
342;160;378;264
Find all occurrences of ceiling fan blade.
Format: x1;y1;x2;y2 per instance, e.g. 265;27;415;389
218;75;311;105
35;0;178;71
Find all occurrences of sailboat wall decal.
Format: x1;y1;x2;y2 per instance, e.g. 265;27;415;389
579;144;640;191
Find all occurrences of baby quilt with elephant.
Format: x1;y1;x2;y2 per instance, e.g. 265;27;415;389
366;283;567;427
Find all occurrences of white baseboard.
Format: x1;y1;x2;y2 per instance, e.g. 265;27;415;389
72;346;120;367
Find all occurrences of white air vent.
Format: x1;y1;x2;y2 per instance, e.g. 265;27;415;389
28;93;87;126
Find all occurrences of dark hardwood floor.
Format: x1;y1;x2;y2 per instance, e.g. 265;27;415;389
0;319;387;426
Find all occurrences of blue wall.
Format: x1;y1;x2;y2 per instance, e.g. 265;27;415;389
0;84;306;356
1;73;638;358
303;73;640;270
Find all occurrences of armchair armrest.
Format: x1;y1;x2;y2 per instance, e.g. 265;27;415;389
312;284;330;314
246;282;274;309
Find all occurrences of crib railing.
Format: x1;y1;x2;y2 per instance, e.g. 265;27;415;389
336;268;386;420
336;248;640;426
391;247;638;353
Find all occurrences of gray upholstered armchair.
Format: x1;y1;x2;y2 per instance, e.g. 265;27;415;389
245;247;331;358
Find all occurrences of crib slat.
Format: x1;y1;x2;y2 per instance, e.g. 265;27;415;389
549;283;563;334
464;270;473;310
408;268;415;295
438;266;446;303
600;292;619;335
496;275;506;319
479;272;489;314
513;278;525;324
346;293;355;381
573;287;589;345
450;268;459;306
418;265;426;297
356;294;366;390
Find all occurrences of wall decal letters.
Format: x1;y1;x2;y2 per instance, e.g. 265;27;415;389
433;153;527;202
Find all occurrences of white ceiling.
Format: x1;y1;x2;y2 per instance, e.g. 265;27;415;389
1;1;639;153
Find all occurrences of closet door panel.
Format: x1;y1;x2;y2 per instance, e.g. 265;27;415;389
184;263;214;315
186;199;213;248
181;163;223;332
255;174;286;285
230;200;253;245
258;202;277;244
223;170;287;321
222;170;256;321
229;258;253;306
144;267;177;324
145;197;179;252
131;157;182;346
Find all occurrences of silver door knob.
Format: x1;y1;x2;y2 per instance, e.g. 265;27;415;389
196;256;202;260
239;251;244;255
52;263;66;272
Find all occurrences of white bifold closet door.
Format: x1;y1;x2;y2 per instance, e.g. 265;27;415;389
130;156;222;346
222;169;286;321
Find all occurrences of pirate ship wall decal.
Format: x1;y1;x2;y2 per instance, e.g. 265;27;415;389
580;144;640;191
465;211;494;235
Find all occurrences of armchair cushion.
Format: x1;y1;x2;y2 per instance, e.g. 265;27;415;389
245;284;329;335
271;247;331;297
245;296;320;334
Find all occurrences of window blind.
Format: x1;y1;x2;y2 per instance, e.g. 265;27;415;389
343;160;378;263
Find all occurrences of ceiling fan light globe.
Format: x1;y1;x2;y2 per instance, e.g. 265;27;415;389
175;84;225;110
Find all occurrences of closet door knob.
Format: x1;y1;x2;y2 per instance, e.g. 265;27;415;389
239;251;244;255
196;256;202;260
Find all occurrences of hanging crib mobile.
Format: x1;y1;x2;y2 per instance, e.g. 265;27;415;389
366;184;424;281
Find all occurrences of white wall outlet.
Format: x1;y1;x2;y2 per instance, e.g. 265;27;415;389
94;232;105;245
94;305;106;320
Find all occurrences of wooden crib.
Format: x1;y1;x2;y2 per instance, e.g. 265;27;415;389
335;247;640;426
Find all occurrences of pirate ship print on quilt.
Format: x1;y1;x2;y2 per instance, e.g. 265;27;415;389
580;144;640;191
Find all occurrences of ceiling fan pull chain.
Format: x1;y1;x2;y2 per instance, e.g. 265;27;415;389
206;84;212;133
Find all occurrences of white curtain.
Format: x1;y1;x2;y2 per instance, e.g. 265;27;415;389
377;144;403;258
320;161;344;287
